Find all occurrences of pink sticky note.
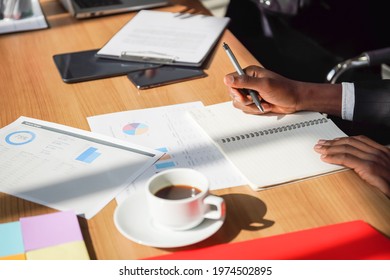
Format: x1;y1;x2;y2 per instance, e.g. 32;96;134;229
20;211;84;252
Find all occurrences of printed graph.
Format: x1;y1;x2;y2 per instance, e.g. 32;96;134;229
155;147;176;170
122;123;148;136
5;131;36;145
76;147;101;164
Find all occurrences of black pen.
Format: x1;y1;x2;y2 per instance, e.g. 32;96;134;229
222;42;264;112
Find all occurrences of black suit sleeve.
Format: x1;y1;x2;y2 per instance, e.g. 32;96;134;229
353;80;390;127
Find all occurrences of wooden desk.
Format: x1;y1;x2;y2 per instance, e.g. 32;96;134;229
1;0;389;260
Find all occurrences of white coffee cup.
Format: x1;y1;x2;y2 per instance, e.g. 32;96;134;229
146;168;225;231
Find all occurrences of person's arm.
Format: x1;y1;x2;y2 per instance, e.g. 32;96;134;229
353;80;390;127
295;81;342;116
224;65;390;198
224;65;342;117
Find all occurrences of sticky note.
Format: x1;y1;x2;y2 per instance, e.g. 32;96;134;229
0;253;26;260
20;210;84;252
0;221;25;258
26;241;90;260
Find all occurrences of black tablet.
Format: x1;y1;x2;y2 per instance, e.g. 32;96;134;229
127;66;207;89
53;49;159;83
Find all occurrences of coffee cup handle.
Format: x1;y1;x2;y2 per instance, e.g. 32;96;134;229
203;195;225;220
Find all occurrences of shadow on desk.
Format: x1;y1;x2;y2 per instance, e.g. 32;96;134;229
0;195;55;223
164;193;275;252
40;1;67;16
220;193;275;238
38;1;76;29
77;217;98;260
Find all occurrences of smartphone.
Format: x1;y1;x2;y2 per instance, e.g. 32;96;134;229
127;66;207;89
53;49;159;83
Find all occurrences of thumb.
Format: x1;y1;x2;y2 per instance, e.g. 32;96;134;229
224;74;251;88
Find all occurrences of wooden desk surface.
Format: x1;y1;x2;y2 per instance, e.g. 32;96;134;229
1;0;389;260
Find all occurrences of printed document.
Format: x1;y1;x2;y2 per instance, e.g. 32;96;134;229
87;102;246;203
0;117;163;219
97;10;230;66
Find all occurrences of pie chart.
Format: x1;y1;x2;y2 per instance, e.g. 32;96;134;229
122;123;149;135
5;130;36;145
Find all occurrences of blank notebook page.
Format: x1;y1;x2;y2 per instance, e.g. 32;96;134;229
188;102;347;190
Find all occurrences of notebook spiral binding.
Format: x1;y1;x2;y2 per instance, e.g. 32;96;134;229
221;117;328;143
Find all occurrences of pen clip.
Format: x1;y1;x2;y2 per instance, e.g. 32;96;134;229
120;51;177;64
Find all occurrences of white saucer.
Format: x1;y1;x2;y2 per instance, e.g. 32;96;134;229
113;189;225;248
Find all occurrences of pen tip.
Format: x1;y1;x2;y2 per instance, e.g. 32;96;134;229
257;104;265;113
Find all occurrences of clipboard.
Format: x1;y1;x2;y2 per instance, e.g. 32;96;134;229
96;10;230;67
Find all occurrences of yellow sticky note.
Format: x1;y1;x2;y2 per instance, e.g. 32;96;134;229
0;253;26;260
26;241;90;260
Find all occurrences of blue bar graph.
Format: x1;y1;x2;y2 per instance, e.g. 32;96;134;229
155;161;176;169
76;147;101;163
154;146;175;169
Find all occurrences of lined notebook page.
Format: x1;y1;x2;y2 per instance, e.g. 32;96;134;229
188;102;347;190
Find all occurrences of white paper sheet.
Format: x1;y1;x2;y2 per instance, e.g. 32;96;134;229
0;117;163;219
96;10;230;66
87;102;246;203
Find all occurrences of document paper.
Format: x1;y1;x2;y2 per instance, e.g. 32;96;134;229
0;117;163;219
87;102;246;203
97;10;230;66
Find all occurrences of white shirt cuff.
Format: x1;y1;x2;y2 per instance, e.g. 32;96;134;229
341;82;355;121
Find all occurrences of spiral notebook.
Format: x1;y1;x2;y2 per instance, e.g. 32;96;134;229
188;102;347;190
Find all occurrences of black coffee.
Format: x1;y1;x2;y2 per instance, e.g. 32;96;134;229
154;185;201;200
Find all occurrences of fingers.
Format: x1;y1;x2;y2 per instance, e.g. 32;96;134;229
224;71;260;91
229;87;265;114
314;136;390;165
224;75;260;114
232;99;266;115
314;136;390;197
224;73;270;114
348;135;390;153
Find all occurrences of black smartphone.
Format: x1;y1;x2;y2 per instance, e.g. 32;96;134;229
127;66;207;89
53;49;159;83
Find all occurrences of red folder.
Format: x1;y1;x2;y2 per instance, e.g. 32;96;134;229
146;220;390;260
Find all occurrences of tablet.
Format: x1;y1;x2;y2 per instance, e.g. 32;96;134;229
53;49;159;83
127;66;207;89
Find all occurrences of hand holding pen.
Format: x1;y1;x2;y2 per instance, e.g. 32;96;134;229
223;62;308;116
222;42;264;112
